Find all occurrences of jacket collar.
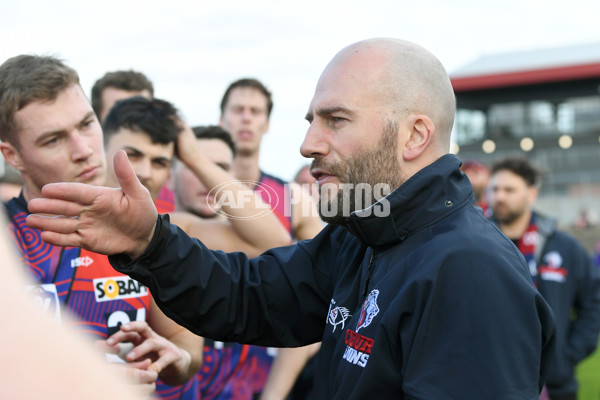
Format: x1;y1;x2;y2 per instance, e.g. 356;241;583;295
345;154;473;249
532;211;556;237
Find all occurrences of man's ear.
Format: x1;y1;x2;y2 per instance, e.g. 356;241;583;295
528;186;539;206
0;142;25;172
403;115;434;161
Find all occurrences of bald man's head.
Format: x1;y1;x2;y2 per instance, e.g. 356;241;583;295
324;38;455;152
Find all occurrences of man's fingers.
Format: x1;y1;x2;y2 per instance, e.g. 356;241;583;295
127;358;152;370
94;339;117;354
40;182;100;205
106;330;143;346
41;232;83;248
120;363;157;397
114;150;148;200
120;321;153;334
148;351;179;375
27;197;84;217
126;341;156;362
26;214;79;233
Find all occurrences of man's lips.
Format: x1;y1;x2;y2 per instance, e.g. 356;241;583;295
311;169;337;186
77;166;99;180
237;131;253;140
492;204;508;213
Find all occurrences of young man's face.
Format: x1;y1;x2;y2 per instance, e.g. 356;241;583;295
104;128;174;201
0;84;105;201
99;87;152;122
488;170;536;225
219;87;270;156
173;138;234;218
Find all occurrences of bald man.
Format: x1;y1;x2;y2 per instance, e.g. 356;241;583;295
28;38;556;399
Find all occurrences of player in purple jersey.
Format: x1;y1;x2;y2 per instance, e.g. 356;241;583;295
0;54;204;397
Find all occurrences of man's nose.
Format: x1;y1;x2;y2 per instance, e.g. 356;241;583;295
241;108;253;120
133;159;152;182
70;133;94;161
300;122;329;159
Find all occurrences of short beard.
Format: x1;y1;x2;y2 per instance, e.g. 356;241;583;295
491;200;527;225
315;120;403;225
493;209;523;226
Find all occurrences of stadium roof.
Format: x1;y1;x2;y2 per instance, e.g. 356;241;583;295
450;42;600;92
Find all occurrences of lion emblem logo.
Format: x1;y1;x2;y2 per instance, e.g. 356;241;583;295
356;289;380;332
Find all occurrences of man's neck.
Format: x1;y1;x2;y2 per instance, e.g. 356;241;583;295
22;184;39;204
233;151;262;182
498;210;533;240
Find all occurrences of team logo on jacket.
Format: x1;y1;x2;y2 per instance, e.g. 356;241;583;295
93;276;148;302
356;289;379;332
342;329;374;368
539;251;567;283
327;299;351;332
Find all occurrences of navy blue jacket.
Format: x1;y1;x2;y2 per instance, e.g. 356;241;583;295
111;155;556;399
511;213;600;396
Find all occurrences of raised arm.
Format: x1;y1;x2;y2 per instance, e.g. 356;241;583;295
173;123;291;255
289;182;325;241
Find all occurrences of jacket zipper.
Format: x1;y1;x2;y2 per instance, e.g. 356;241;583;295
362;249;376;298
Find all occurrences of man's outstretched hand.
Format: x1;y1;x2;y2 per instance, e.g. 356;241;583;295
27;151;158;260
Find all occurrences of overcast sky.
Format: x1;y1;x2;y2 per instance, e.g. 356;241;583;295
2;0;599;180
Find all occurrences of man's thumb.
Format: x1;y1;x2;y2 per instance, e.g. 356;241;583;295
114;150;143;197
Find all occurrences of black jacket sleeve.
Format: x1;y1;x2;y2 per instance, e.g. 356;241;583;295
109;214;340;347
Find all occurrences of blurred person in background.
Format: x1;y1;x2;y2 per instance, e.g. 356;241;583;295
91;69;175;213
460;159;490;215
91;69;154;123
489;156;600;400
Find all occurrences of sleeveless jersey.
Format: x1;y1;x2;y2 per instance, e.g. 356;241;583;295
256;171;293;236
156;184;176;214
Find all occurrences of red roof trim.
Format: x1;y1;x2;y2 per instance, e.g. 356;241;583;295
451;62;600;92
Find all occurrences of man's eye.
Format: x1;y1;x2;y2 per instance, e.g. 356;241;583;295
330;117;346;125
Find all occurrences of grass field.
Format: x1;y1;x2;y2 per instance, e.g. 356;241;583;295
576;337;600;400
